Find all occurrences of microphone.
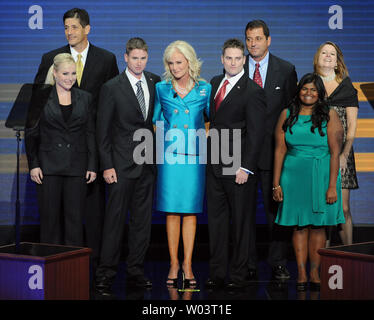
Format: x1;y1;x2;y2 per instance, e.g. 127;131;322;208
173;92;178;98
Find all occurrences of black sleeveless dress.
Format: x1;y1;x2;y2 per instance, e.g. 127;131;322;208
327;77;359;190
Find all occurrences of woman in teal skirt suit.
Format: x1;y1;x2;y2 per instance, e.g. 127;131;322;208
272;73;345;291
153;41;211;287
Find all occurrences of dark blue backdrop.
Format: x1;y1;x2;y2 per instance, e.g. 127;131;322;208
2;0;374;82
0;0;373;225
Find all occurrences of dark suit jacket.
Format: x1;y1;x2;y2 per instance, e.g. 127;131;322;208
25;86;97;176
208;73;266;178
96;71;161;179
244;53;297;170
34;44;119;117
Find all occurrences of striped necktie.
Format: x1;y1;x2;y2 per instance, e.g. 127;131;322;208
136;81;147;119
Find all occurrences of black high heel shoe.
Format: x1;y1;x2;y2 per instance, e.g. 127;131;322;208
309;282;320;291
182;271;197;288
166;277;178;288
296;282;308;291
166;266;180;288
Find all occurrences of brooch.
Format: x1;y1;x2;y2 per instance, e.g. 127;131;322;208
199;88;207;96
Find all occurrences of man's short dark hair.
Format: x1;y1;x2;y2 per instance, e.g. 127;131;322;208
245;20;270;39
63;8;90;28
222;38;245;56
126;37;148;54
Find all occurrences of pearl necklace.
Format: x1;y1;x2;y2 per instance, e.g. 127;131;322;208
174;79;193;95
320;72;336;82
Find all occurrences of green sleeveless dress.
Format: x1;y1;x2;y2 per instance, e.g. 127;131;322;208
275;113;345;227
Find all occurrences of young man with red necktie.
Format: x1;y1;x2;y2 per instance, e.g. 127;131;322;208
206;38;266;289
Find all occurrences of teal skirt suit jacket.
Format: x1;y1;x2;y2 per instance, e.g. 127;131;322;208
153;80;211;213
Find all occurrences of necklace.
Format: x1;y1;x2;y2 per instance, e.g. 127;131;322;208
320;72;336;82
174;79;193;95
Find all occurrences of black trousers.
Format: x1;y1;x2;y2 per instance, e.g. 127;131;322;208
37;175;86;246
249;169;289;268
84;175;106;270
206;165;257;283
96;166;155;281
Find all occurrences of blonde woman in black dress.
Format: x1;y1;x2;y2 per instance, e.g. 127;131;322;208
314;41;359;245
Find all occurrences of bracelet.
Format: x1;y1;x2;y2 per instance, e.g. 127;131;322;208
272;185;281;191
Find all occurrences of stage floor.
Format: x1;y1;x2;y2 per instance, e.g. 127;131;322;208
91;259;319;301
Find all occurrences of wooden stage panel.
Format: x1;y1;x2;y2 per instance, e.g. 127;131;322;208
319;242;374;300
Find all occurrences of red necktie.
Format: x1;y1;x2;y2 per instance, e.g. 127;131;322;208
253;63;263;88
214;79;229;111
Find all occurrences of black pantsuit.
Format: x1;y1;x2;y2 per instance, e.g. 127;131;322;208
25;86;97;247
37;175;87;246
34;44;119;269
84;174;106;266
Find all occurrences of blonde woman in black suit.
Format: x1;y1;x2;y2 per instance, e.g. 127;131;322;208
34;8;119;271
25;53;97;246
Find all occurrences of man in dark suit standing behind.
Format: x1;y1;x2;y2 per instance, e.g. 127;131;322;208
34;8;119;275
244;20;297;280
95;38;160;296
206;39;266;289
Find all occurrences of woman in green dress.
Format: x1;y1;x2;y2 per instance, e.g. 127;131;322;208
272;73;345;291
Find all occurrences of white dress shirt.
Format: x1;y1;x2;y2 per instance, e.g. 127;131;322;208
247;51;269;86
70;42;90;68
125;68;150;117
214;69;245;100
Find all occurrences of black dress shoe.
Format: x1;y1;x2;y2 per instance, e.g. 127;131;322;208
205;278;225;289
95;276;112;291
248;269;258;280
95;276;115;298
127;275;152;288
95;287;116;299
272;265;291;280
226;280;251;290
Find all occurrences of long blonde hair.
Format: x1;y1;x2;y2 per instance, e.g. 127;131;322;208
163;40;203;84
45;53;76;85
313;41;348;83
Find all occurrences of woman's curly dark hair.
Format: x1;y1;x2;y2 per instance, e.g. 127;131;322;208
282;73;330;136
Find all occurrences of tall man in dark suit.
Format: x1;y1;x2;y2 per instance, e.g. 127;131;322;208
244;20;298;280
206;39;266;289
34;8;119;273
95;38;160;295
